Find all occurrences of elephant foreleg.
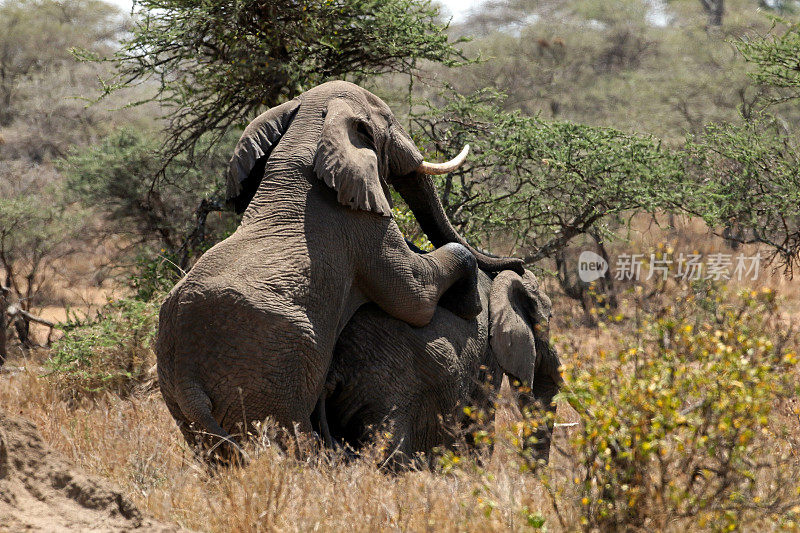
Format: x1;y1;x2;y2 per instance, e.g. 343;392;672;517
359;232;480;327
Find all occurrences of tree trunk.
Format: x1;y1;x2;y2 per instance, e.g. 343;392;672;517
591;230;619;310
0;287;7;368
710;0;723;26
14;316;30;351
699;0;724;26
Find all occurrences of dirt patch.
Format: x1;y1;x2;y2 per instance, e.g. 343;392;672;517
0;411;183;532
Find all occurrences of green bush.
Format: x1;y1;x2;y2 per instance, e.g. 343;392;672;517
130;251;184;302
0;191;88;309
438;285;799;530
556;287;800;530
60;128;236;253
47;298;159;400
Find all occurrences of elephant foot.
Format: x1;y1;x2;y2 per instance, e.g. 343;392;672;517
438;272;482;320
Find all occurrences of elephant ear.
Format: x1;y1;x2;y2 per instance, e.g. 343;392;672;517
227;98;301;214
489;270;549;386
313;98;392;217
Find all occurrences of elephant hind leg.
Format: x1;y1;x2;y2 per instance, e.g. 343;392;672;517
312;396;338;449
175;381;248;465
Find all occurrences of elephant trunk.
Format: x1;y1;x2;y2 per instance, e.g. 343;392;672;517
392;171;524;274
524;340;561;465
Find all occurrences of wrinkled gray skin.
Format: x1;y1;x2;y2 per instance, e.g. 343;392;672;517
323;269;561;467
156;81;523;456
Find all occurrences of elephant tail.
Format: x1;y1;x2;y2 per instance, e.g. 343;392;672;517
175;381;248;464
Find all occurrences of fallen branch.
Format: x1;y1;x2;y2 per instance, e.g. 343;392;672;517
680;398;706;416
6;304;57;345
6;305;56;328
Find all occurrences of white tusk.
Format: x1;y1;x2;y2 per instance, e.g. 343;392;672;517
416;144;470;175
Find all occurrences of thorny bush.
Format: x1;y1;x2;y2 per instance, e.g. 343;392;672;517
47;297;158;401
441;285;799;531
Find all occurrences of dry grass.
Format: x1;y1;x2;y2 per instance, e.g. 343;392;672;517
1;217;799;532
0;367;574;532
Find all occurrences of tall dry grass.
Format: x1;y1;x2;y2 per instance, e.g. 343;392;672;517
1;216;798;531
0;366;571;532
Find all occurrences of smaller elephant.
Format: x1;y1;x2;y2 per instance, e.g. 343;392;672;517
321;269;561;467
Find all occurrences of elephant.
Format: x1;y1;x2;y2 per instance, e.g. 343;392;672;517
320;268;561;467
155;81;523;457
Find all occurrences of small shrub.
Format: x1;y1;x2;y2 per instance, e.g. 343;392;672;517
131;251;184;301
556;287;799;531
444;285;800;530
47;298;159;400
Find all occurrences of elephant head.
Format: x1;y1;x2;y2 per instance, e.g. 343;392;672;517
489;269;561;462
225;81;523;274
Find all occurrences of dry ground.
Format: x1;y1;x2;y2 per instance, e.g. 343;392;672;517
0;367;582;532
0;410;182;532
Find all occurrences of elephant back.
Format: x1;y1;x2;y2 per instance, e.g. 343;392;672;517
325;272;492;453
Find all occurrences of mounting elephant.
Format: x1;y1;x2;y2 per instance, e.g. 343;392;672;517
155;81;523;456
321;268;561;467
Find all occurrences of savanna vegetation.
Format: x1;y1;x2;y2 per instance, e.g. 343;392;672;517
1;0;799;530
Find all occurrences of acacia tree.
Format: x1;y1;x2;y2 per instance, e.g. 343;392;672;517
70;0;470;270
403;89;685;319
411;89;684;263
0;0;121;126
682;17;800;274
60;128;238;271
89;0;467;171
684;117;800;272
739;16;800;101
409;12;800;286
0;192;86;352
